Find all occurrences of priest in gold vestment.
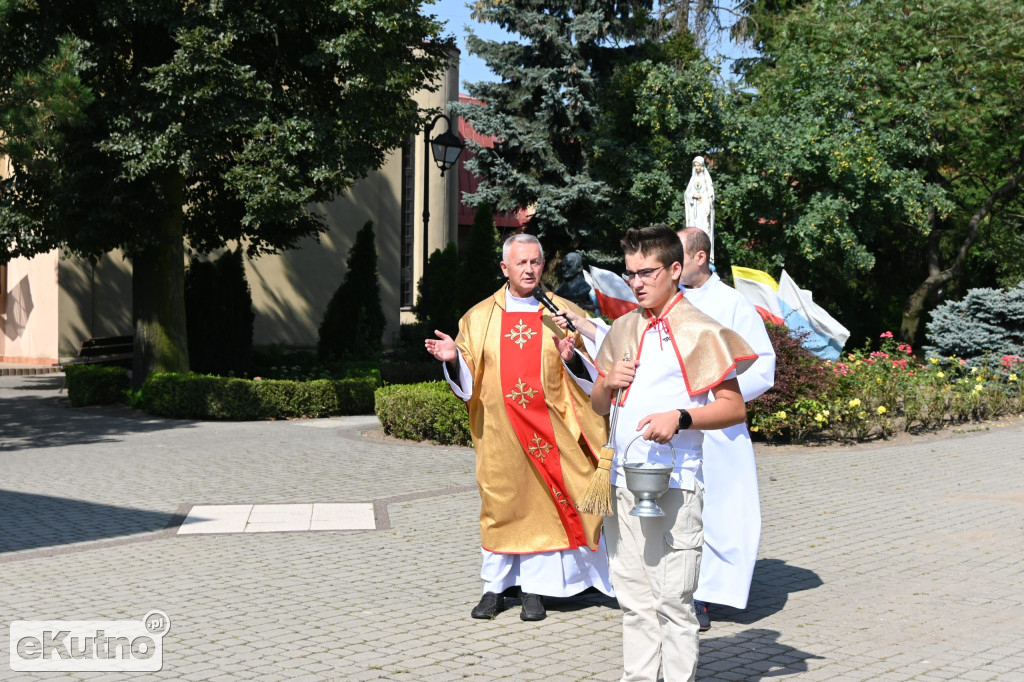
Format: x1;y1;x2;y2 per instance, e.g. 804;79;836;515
425;234;613;622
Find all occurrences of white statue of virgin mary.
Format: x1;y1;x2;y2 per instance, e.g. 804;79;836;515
684;155;715;261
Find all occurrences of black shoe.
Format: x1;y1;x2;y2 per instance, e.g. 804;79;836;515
471;592;504;619
694;600;711;632
520;592;547;621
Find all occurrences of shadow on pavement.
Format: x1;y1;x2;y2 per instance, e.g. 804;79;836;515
0;376;196;452
0;490;177;555
700;628;825;679
713;558;824;625
1;375;67;391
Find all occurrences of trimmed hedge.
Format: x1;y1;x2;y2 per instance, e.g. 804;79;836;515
64;364;131;407
374;381;471;446
134;372;379;420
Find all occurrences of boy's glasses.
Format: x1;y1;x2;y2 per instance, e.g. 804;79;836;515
621;266;664;284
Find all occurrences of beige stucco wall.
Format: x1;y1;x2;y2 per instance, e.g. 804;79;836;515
246;153;407;348
57;251;133;358
1;250;61;363
42;54;462;357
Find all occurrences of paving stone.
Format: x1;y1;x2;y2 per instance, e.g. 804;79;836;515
2;375;1023;680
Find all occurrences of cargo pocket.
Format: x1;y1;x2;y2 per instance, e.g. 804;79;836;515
663;487;703;550
661;489;703;599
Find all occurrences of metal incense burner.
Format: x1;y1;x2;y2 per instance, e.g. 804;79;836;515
621;435;675;518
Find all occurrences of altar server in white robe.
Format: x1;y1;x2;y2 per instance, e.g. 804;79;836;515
677;227;776;621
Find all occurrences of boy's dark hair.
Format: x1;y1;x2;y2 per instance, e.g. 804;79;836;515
621;224;686;269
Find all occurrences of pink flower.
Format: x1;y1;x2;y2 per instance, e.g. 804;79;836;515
880;331;894;339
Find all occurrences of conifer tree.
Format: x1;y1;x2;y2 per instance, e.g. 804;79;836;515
318;222;386;361
452;0;650;255
460;203;503;309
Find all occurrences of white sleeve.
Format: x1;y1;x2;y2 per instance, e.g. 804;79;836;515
441;353;474;400
581;318;612;358
732;303;776;401
564;349;597;394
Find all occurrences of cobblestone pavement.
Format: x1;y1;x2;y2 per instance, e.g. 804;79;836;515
2;373;1022;681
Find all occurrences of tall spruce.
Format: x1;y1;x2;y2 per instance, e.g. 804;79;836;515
318;221;386;362
452;0;650;255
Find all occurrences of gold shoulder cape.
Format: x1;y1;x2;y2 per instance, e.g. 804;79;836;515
595;293;759;397
456;285;609;554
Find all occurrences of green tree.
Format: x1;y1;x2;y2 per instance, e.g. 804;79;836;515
0;0;452;386
185;248;254;376
460;203;503;310
318;222;386;362
588;53;724;263
719;0;1024;345
452;0;650;255
414;242;464;336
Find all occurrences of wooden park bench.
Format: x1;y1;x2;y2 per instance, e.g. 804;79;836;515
59;335;135;369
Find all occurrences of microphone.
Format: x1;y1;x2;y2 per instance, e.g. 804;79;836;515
533;286;577;332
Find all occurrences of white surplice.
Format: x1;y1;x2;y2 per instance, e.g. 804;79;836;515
684;274;776;608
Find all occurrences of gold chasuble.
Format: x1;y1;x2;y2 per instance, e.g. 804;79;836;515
456;285;609;554
594;293;759;402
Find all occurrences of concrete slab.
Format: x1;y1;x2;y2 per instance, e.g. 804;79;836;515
310;502;376;530
177;504;252;535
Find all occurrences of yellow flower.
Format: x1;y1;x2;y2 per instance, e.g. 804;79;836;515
750;426;759;432
877;406;887;415
849;398;861;408
1010;374;1018;381
876;377;882;384
973;384;982;393
775;410;787;419
936;371;945;378
814;413;826;423
929;357;939;365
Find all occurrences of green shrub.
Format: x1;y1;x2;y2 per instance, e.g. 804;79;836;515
64;364;131;407
747;323;838;442
380;360;441;385
134;372;378;420
375;381;471;446
185;248;254;376
924;282;1024;370
318;221;386;362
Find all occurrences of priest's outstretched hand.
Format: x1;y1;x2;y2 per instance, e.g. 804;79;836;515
425;330;457;362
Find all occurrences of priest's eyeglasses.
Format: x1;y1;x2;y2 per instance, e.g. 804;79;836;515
621;266;664;284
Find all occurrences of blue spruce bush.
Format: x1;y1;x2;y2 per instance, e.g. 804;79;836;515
923;282;1024;370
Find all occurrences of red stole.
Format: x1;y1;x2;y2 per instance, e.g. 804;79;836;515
498;310;589;550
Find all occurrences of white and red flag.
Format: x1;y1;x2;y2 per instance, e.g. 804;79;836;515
584;266;639;319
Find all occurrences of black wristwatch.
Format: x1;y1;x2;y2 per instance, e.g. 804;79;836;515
676;408;692;432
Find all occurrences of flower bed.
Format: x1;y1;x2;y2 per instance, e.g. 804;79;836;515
750;332;1024;443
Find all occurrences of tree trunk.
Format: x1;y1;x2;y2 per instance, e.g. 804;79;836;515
900;164;1024;346
131;170;189;390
